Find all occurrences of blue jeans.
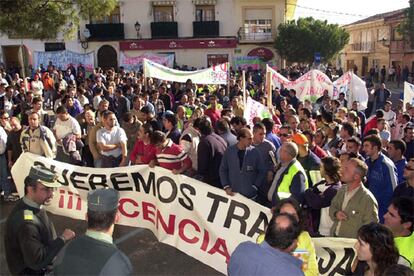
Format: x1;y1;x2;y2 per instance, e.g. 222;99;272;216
0;155;11;196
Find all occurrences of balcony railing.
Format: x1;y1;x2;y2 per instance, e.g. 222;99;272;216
350;42;374;52
238;26;276;43
151;22;178;39
193;21;219;38
85;23;124;41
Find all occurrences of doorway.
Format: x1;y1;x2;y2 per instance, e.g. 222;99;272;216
361;56;368;77
97;45;117;71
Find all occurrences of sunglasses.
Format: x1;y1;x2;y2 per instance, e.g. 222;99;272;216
279;133;290;137
405;165;414;171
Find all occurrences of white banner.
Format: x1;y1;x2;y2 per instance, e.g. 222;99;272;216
120;53;174;72
404;81;414;111
267;65;290;89
333;71;368;111
143;58;229;84
267;67;333;102
11;153;356;275
243;97;272;127
34;50;95;72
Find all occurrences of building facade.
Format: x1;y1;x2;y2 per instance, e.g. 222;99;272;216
0;0;296;71
342;8;414;79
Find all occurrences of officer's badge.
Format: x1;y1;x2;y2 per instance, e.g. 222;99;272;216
23;210;34;221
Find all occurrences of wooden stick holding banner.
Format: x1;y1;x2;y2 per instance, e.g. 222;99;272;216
242;70;246;107
266;69;272;108
227;62;230;96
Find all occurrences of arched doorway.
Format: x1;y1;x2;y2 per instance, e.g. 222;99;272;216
97;45;117;70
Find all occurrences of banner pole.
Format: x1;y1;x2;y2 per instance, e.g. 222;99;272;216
227;62;230;97
266;69;272;108
242;70;246;107
143;59;147;93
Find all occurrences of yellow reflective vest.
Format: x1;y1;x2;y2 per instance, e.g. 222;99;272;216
395;232;414;269
277;160;309;199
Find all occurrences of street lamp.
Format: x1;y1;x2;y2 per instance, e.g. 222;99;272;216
81;28;91;50
134;21;141;39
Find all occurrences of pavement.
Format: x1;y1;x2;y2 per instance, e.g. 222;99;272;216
0;199;222;276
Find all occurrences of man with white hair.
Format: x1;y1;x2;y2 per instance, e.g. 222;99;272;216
266;142;308;207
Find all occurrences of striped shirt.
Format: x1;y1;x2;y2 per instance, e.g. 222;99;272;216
156;139;192;171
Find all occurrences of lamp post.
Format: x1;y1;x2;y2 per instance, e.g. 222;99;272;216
81;28;91;51
134;21;141;39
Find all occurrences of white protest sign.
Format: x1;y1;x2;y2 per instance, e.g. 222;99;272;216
404;81;414;111
285;70;333;102
243;97;272;127
143;59;228;84
333;71;368;111
266;67;333;102
120;53;174;72
267;65;290;89
12;153;357;275
34;50;94;72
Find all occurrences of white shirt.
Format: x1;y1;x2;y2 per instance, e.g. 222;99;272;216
96;126;127;157
53;116;81;140
0;126;7;154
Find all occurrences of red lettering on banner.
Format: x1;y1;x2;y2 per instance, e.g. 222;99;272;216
58;190;82;210
59;190;65;208
156;209;175;235
200;229;210;251
142;201;156;225
178;219;201;243
207;238;231;264
119;198;140;218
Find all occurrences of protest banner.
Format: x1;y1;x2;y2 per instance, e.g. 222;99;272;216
267;67;333;102
333;71;368;111
285;70;333;102
143;59;228;84
404;81;414;111
34;50;94;72
267;65;290;89
12;153;356;275
243;97;272;127
233;56;262;71
119;52;174;72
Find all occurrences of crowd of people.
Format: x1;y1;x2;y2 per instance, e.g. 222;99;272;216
1;61;414;275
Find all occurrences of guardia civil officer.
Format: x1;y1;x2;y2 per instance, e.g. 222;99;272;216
4;166;75;275
54;188;133;275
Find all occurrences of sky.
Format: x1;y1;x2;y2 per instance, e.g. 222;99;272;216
294;0;410;25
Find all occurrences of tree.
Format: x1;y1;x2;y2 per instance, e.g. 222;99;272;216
398;0;414;45
0;0;118;39
274;17;349;64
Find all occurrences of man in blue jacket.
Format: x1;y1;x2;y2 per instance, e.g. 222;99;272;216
363;134;398;223
219;128;266;200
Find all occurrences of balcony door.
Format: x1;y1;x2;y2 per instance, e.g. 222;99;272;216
97;45;117;71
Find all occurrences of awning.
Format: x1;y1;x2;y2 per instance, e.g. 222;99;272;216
152;1;176;6
192;0;217;5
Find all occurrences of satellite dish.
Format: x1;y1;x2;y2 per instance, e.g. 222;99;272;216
83;28;91;39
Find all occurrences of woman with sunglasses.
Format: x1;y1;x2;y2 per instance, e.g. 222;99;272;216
348;222;399;275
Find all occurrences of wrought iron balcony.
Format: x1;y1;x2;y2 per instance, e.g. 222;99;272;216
85;23;124;41
151;22;178;39
237;26;276;43
193;21;219;38
350;42;374;52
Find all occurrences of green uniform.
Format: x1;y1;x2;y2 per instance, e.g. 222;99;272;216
54;230;133;275
4;197;65;275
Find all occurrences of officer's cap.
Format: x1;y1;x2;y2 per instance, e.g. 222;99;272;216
87;188;120;212
28;166;60;188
